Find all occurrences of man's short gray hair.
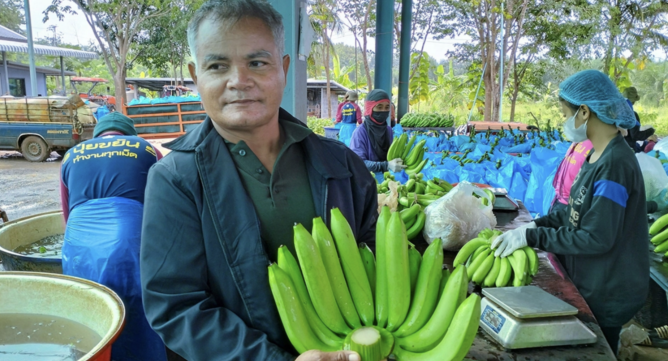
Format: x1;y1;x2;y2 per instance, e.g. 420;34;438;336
187;0;285;69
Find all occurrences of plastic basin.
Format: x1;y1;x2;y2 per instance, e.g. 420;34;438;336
0;272;126;360
0;211;64;273
324;127;340;139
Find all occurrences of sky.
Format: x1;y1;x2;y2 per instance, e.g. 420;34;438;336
22;0;460;61
24;0;98;47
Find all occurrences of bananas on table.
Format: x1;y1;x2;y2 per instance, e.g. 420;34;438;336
453;229;539;287
269;206;481;361
650;213;668;256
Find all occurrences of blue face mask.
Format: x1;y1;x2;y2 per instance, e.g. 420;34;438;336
564;109;588;142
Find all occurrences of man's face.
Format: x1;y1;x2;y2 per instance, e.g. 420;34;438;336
189;17;290;132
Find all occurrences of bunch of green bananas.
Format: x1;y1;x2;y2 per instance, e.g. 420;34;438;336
400;113;456;128
452;229;539;287
398;176;453;209
386;134;429;175
268;207;481;361
650;214;668;257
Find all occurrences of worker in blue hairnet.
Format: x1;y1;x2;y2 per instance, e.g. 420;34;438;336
492;70;649;355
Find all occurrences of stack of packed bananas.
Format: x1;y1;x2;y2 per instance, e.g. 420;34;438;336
650;213;668;258
269;207;481;361
453;229;538;287
386;134;429;175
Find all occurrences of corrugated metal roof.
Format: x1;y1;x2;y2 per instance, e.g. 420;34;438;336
5;61;77;76
0;25;27;42
0;39;98;60
306;79;350;93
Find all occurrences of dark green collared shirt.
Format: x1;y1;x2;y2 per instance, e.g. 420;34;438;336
225;119;316;261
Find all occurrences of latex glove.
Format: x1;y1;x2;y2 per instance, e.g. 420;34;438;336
296;350;361;361
387;158;407;173
492;227;528;258
515;221;537;232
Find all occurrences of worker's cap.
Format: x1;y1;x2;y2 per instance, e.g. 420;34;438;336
93;112;138;138
346;91;359;101
559;70;636;129
623;87;640;102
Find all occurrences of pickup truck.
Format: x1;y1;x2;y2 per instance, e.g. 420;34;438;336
0;95;96;162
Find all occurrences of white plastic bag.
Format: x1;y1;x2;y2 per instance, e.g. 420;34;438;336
652;137;668;155
636;153;668;210
423;182;497;251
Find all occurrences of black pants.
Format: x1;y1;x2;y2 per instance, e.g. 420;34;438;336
600;326;622;355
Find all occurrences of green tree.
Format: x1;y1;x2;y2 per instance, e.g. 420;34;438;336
44;0;168;107
339;0;375;89
0;0;24;33
310;0;343;118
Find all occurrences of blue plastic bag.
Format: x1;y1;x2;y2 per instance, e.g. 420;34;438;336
63;197;167;361
524;148;561;214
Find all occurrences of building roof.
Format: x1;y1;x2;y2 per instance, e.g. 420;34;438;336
306;79;351;94
0;25;26;42
125;77;196;91
0;39;98;60
5;61;77;76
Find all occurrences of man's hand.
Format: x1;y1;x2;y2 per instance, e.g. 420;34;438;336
295;350;361;361
387;158;407;173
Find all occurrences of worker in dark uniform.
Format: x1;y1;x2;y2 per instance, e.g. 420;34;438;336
622;87;654;152
60;112;166;361
492;70;649;355
349;89;406;173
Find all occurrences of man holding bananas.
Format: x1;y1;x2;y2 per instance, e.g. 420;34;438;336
139;1;377;360
492;70;649;355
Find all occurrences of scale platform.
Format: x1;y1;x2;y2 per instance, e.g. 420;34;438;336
479;286;597;349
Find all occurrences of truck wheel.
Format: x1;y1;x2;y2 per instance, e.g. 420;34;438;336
20;136;50;162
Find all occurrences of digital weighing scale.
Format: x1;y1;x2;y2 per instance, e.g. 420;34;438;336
479;286;598;349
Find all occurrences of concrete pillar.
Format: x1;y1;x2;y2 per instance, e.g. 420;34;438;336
268;0;308;123
374;0;394;97
2;51;8;95
397;0;412;121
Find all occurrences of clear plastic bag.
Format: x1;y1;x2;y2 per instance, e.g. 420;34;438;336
637;153;668;211
423;181;497;251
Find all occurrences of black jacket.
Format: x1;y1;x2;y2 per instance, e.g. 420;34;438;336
140;109;378;360
527;134;649;327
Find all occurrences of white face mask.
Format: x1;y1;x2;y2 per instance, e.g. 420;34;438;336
563;109;588;142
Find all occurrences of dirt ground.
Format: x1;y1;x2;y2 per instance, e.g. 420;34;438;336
0;151;64;221
0;139;172;222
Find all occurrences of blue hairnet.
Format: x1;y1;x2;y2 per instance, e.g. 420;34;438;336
559;70;636;129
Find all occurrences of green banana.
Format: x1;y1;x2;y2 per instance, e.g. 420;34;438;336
397;265;469;352
453;238;490;266
276;246;343;347
400;204;421;224
483;256;502;287
467;248;492;279
651;228;668;245
495;257;513;287
511;249;528;282
394;239;444;338
404;212;418;229
402;135;417;160
405;179;416;192
406;211;426;240
415;182;426;195
472;253;496;285
386;211;411;331
650;213;668;235
387;136;400;160
655;239;668;253
268;264;338;353
359;243;377;296
293;223;350;334
330;208;375;326
375;206;391;328
523;247;539;276
405;140;426;166
427;180;445;192
312;217;361;329
439;267;451;297
394;294;481;361
408;245;422;294
466;244;489;268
